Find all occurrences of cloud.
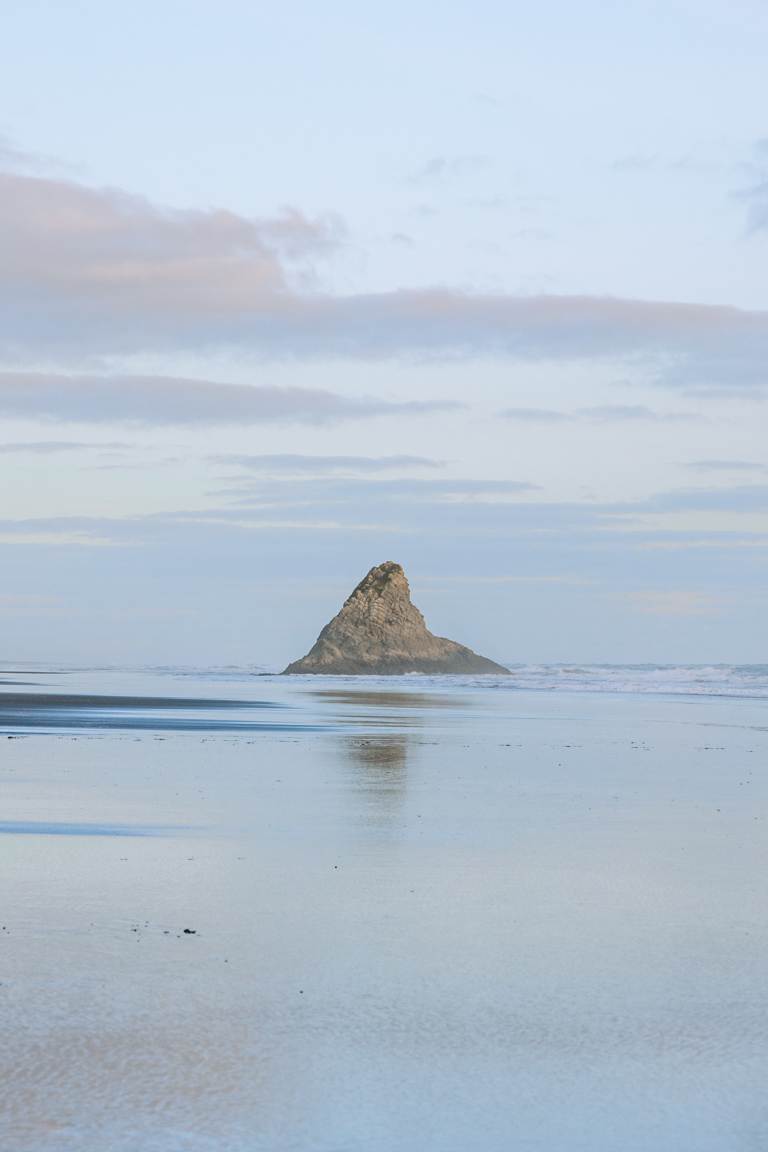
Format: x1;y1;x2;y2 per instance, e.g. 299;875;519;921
210;454;445;474
2;165;768;391
500;404;700;423
744;179;768;231
411;155;491;182
420;573;594;586
738;138;768;232
85;458;180;471
0;371;454;426
499;407;572;423
611;151;723;177
2;476;768;568
0;166;341;355
626;590;725;617
637;484;768;514
580;404;700;423
635;536;768;551
0;439;129;454
218;476;541;508
684;459;766;473
0;518;128;547
0;593;63;612
611;154;658;173
0;135;61;174
199;471;768;528
657;346;768;393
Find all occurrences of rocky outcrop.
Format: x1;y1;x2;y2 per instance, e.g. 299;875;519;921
283;561;509;675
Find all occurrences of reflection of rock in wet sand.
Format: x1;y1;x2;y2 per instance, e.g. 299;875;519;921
346;734;410;770
316;686;471;824
311;687;474;732
341;733;411;826
311;689;470;710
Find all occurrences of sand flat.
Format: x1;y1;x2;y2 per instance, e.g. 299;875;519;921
1;668;767;1150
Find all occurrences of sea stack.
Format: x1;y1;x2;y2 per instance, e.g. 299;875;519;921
283;561;509;675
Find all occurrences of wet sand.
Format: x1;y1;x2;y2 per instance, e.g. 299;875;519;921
1;669;767;1150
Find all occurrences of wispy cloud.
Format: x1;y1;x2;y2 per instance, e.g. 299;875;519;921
411;155;491;182
0;135;63;174
209;454;445;474
581;404;700;423
3;474;768;568
637;483;768;514
738;138;768;232
500;404;700;423
611;150;724;176
611;154;658;173
684;459;766;473
626;590;725;617
0;439;129;454
498;407;572;423
420;573;594;586
0;372;455;426
3;479;767;570
745;181;768;231
218;476;541;508
0;593;64;611
0;518;130;547
196;467;768;524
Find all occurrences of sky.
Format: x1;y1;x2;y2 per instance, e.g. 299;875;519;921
1;0;767;666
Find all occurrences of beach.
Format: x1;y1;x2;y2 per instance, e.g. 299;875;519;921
1;666;767;1151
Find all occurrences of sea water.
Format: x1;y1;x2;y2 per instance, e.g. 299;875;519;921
1;665;766;1151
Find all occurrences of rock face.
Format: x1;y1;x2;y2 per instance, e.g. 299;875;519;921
283;561;509;675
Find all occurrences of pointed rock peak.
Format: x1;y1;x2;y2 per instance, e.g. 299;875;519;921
283;561;509;676
343;561;413;611
354;560;406;592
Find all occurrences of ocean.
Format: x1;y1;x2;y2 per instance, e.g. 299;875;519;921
7;660;767;698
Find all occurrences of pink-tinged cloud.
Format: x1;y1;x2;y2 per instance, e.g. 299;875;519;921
0;169;338;307
1;167;768;390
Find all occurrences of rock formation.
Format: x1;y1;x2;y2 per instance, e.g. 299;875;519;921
283;561;509;675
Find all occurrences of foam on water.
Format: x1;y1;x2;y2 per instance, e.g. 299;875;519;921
147;662;768;699
5;662;768;701
498;662;768;697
